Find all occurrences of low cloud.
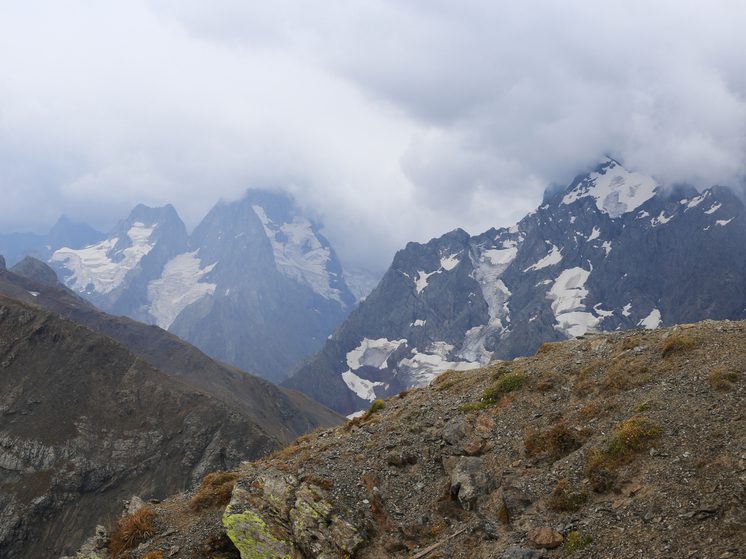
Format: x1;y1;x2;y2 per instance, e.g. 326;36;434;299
1;1;745;269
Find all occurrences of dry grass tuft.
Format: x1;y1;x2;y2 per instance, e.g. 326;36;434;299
660;334;696;358
548;478;589;512
708;366;740;391
143;552;164;559
537;341;562;354
345;399;387;431
110;506;156;558
525;422;585;463
189;471;239;512
586;416;661;492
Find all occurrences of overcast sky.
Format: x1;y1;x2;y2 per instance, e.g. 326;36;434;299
1;1;745;269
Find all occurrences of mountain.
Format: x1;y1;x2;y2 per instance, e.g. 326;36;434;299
0;258;341;559
284;158;746;414
166;190;356;383
47;191;356;382
68;320;746;558
0;215;103;267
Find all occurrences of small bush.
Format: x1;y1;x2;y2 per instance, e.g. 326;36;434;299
709;366;740;391
110;506;156;558
660;335;696;357
586;416;661;492
460;372;527;412
563;531;593;554
368;399;385;414
548;478;589;512
189;471;239;511
525;422;585;463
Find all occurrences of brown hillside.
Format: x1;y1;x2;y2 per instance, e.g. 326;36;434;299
79;320;744;559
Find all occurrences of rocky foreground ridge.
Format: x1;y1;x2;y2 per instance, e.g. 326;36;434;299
0;258;341;559
77;320;744;558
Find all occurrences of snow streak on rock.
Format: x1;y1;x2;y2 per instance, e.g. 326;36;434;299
547;267;599;337
147;251;217;328
252;205;342;302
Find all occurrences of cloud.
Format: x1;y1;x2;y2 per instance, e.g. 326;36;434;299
0;1;745;270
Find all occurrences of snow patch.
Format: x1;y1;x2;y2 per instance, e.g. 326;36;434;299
346;337;407;370
252;205;343;303
562;160;658;218
398;342;480;387
341;370;384;401
415;270;439;294
638;309;661;329
685;193;707;210
587;227;601;241
601;241;612;256
716;218;734;227
147;251;217;328
651;211;673;226
51;222;156;295
27;291;39;297
704;202;721;215
637;210;650;218
622;303;632;317
547;267;599;337
440;253;461;271
593;303;614;318
411;319;426;327
524;243;562;271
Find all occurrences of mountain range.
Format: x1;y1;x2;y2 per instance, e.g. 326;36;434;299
283;158;746;414
0;191;377;383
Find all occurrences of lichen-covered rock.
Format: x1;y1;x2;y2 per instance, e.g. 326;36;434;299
223;467;363;559
290;483;363;558
223;507;295;559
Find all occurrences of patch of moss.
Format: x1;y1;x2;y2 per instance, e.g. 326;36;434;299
563;531;592;554
460;372;527;412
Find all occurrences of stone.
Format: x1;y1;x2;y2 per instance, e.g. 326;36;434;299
496;477;532;523
528;527;564;549
442;416;473;447
463;438;485;456
449;456;492;510
502;547;546;559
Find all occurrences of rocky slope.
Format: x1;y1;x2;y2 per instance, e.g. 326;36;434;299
45;190;357;382
79;319;744;559
285;158;746;414
0;260;342;559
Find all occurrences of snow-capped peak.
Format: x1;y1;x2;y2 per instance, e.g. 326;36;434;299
562;158;658;218
252;204;344;303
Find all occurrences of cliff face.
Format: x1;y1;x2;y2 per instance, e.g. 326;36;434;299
0;263;342;559
90;319;744;559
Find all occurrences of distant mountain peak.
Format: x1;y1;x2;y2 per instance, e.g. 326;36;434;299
560;158;659;218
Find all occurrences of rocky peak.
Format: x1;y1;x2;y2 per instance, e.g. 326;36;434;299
10;256;59;287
